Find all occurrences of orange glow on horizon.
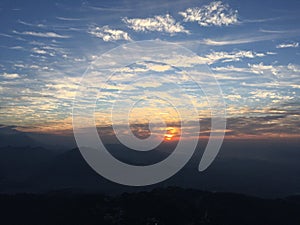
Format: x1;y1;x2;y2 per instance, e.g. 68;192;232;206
164;127;180;141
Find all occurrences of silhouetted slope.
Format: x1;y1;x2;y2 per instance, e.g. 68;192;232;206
0;146;56;192
0;187;299;225
23;148;126;193
0;132;38;147
0;141;299;197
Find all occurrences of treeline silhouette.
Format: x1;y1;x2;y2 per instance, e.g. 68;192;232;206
0;187;300;225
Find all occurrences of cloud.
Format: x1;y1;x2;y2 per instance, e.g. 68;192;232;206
212;65;249;73
225;94;242;101
88;26;132;42
122;14;188;34
9;46;24;50
199;34;280;46
56;17;83;21
213;63;279;76
243;17;282;24
287;63;300;73
249;90;293;101
276;42;299;48
29;45;67;57
134;62;173;72
1;72;20;79
160;50;265;67
86;5;132;12
203;50;265;64
17;20;46;28
179;1;238;26
213;63;300;88
249;63;278;75
192;29;300;46
13;30;70;38
32;48;47;54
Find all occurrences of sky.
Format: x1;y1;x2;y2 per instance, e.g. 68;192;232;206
0;0;300;140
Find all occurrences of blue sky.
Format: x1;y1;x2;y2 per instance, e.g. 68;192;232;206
0;0;299;139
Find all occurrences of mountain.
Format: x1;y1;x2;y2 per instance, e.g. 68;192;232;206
0;125;76;149
0;146;57;192
0;187;299;225
0;140;299;197
0;125;38;147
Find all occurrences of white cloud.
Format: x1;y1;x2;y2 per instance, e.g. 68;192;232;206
149;50;264;68
160;50;265;67
213;63;300;83
9;46;24;50
287;63;300;72
249;90;293;101
56;17;83;21
203;50;265;64
199;34;279;46
213;63;279;76
276;42;299;48
201;38;237;46
123;14;188;34
225;94;242;101
13;30;69;38
145;63;172;72
32;48;47;54
133;62;173;72
17;20;46;28
249;63;278;75
1;72;20;79
179;1;238;26
88;26;132;42
212;65;249;73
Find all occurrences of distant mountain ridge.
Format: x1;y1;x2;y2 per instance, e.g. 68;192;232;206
0;187;300;225
0;142;299;197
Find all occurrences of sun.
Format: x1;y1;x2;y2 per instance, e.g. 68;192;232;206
164;133;173;141
164;127;179;141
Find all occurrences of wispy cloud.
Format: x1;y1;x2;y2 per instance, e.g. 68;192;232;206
123;14;188;34
0;33;13;38
88;26;132;41
276;42;299;48
248;63;279;75
213;63;279;75
259;29;288;34
9;46;24;50
242;17;282;23
13;30;70;38
213;63;300;80
32;48;47;54
179;1;238;26
199;35;278;46
56;17;83;21
86;5;132;12
17;20;46;28
203;50;265;64
212;65;247;73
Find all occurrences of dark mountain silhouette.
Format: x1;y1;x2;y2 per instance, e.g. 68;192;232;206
0;138;299;224
0;146;57;192
0;125;76;149
0;187;299;225
0;126;38;147
0;142;299;197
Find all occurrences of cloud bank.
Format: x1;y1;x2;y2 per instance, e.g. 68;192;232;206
88;26;132;42
179;1;238;26
276;42;299;48
123;14;188;34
